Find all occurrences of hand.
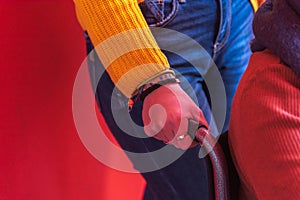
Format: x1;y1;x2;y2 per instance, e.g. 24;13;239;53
142;83;208;150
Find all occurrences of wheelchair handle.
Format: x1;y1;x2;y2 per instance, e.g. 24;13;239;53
187;120;230;200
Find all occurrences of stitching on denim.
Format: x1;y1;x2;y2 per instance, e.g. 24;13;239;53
142;0;179;27
150;0;179;27
218;0;232;50
145;0;164;21
213;0;231;55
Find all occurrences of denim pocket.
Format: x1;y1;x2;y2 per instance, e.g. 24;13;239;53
139;0;180;27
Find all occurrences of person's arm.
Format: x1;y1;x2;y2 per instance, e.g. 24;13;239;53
74;0;170;97
74;0;208;149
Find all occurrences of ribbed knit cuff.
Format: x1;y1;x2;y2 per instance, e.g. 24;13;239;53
74;0;170;97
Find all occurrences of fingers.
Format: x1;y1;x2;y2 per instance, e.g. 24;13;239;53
143;104;206;149
142;83;208;149
191;107;208;129
144;124;169;143
160;118;199;150
145;116;197;149
168;134;194;150
143;103;168;139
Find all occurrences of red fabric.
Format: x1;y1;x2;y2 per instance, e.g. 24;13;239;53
0;1;145;199
229;50;300;199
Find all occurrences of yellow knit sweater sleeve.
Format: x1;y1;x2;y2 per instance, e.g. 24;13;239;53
74;0;170;97
250;0;265;11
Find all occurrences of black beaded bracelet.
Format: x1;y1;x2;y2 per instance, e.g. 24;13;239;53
139;78;180;101
128;78;180;112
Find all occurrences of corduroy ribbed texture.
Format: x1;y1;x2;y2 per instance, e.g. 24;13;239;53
229;50;300;200
74;0;169;97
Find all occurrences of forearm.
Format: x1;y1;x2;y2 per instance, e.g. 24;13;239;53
74;0;170;97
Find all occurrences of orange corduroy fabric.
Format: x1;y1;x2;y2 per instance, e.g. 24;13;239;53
229;50;300;199
73;0;264;97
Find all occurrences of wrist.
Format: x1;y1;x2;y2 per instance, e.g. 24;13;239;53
139;78;180;100
128;70;180;111
135;69;176;92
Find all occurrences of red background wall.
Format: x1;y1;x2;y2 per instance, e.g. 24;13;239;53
0;1;145;199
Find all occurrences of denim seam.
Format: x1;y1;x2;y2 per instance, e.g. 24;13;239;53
146;0;179;27
213;0;232;57
217;0;232;50
145;0;165;21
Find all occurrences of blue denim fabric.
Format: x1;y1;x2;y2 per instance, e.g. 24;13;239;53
85;0;253;199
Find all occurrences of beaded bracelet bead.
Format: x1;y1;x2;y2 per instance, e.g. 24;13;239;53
136;69;176;90
128;73;180;112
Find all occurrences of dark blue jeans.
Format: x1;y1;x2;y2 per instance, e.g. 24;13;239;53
85;0;253;199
